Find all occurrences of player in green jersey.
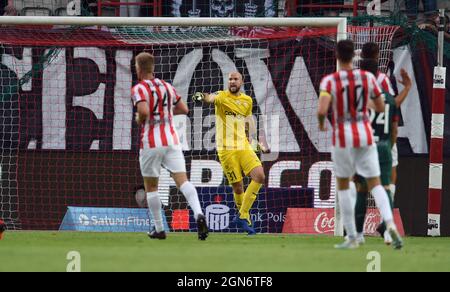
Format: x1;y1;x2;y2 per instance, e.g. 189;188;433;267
353;58;409;246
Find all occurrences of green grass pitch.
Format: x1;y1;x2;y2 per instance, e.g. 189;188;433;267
1;231;449;272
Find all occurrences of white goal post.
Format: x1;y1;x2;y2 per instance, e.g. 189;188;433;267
0;16;347;234
0;16;347;31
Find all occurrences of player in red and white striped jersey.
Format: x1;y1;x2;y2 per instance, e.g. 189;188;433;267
317;40;403;249
319;63;383;149
132;52;208;241
132;76;181;149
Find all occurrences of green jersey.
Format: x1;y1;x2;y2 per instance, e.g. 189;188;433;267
368;92;398;143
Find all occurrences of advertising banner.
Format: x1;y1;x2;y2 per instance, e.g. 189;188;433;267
59;206;169;232
282;208;405;236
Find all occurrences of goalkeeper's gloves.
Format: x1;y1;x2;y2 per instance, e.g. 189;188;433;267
250;139;258;152
192;92;205;102
250;139;270;154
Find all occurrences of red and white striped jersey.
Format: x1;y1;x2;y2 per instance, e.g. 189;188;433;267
320;69;383;148
131;78;181;149
377;72;396;96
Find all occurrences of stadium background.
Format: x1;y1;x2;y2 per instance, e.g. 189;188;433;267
0;0;449;236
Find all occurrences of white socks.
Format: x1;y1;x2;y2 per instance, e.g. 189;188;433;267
389;184;396;201
147;192;164;232
146;182;203;233
180;181;203;220
349;181;357;197
371;185;394;226
338;189;357;239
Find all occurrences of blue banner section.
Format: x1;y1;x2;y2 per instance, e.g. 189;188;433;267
193;187;314;233
59;206;169;232
59;188;313;233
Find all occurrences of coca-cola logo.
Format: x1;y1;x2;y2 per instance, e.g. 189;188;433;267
314;212;335;234
364;213;379;234
313;210;381;234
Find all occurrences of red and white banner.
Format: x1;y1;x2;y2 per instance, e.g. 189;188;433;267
282;208;405;236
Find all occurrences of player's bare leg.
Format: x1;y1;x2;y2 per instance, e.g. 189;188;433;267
335;178;359;249
172;172;208;240
366;177;403;249
144;177;166;239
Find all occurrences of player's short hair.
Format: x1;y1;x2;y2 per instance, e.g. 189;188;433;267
135;52;155;74
336;40;355;63
361;42;379;59
360;58;379;75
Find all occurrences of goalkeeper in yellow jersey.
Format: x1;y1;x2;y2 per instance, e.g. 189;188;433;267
193;72;269;235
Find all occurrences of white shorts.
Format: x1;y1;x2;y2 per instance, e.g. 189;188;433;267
391;143;399;167
332;144;381;179
139;145;186;177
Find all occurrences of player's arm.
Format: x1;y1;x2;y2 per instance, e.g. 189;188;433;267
391;101;400;145
317;91;331;131
391;121;398;147
246;115;270;153
132;85;149;125
372;94;385;113
370;75;385;113
192;92;218;104
173;98;189;115
247;115;258;143
135;101;149;126
395;69;412;108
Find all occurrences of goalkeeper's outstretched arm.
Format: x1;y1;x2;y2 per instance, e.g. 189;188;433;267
192;92;217;104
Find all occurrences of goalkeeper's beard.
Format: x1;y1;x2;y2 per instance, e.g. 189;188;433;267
229;86;240;94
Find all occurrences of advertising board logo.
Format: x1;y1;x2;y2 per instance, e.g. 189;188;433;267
428;218;439;230
314;212;335;234
206;204;230;231
434;74;445;85
364;213;378;234
79;213;90;226
433;68;446;89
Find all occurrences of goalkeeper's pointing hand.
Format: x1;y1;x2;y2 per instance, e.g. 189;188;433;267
192;92;205;102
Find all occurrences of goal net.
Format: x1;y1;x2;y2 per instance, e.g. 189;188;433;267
0;16;395;235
